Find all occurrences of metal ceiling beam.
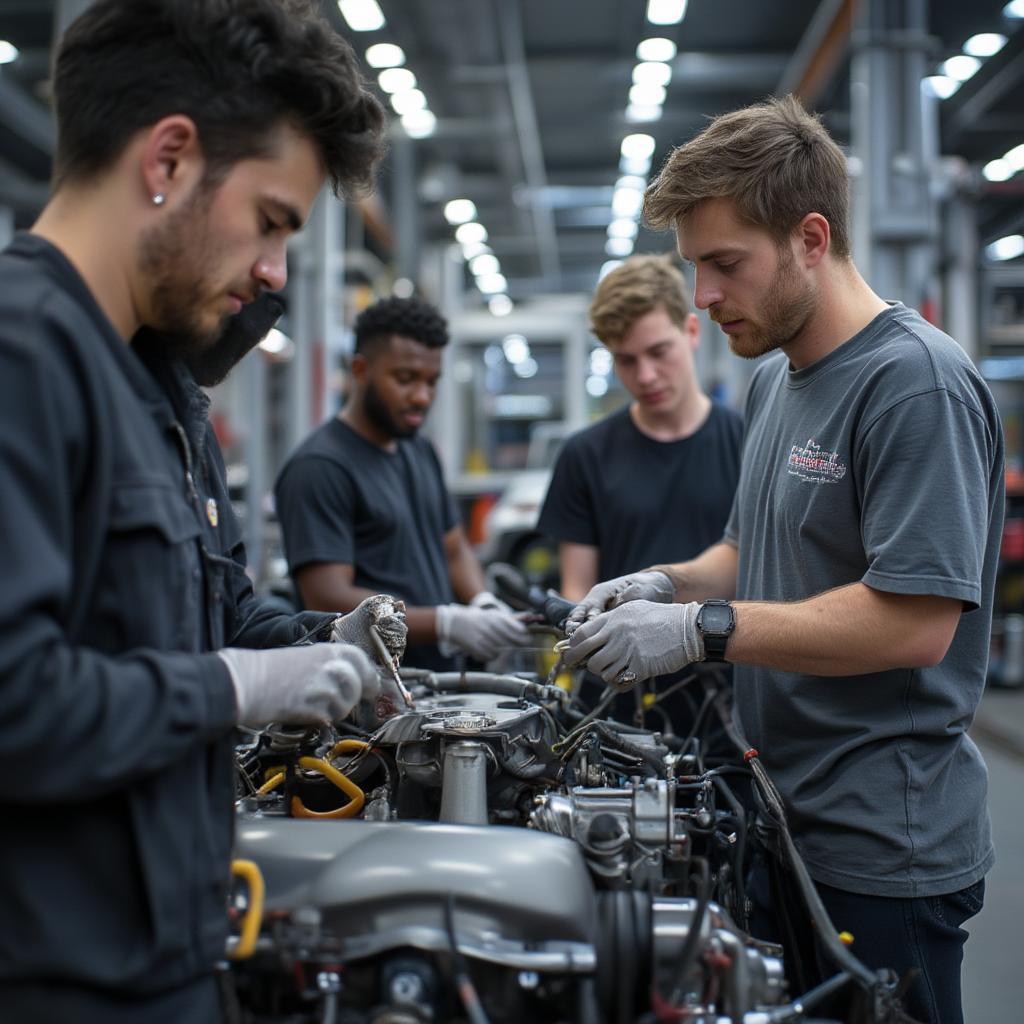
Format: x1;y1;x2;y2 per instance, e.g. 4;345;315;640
452;52;790;91
0;75;55;157
943;29;1024;150
495;0;560;287
777;0;859;105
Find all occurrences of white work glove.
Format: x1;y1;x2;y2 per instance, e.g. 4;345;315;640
436;599;531;662
564;570;675;633
469;590;517;615
330;594;408;664
563;601;703;690
219;642;380;727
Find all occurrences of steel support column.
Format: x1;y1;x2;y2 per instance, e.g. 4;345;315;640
850;0;938;309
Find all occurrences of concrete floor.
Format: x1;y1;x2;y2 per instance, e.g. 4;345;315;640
962;686;1024;1021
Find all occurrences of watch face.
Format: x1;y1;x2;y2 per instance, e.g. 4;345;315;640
699;603;734;635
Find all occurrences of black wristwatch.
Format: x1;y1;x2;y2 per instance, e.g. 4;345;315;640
696;599;735;662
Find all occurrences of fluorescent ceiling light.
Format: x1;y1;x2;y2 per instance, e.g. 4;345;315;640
636;37;676;62
455;222;488;245
444;198;477;225
620;153;653;176
477;273;508;294
1004;143;1024;171
401;109;436;138
621;133;656;160
461;242;492;261
612;187;644;218
608;217;639;239
963;33;1006;57
630;83;667;106
632;61;673;87
983;159;1014;182
590;347;613;375
338;0;385;32
941;55;981;82
502;334;529;362
923;75;960;100
616;175;647;191
258;328;292;356
378;67;416;93
1004;0;1024;18
646;0;687;25
365;43;404;68
513;357;538;380
488;295;513;317
599;260;623;280
985;235;1024;261
0;40;18;64
470;253;500;276
625;104;662;123
606;236;634;257
390;89;426;115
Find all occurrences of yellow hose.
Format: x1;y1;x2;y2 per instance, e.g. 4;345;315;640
228;859;265;960
290;756;365;819
255;771;285;795
328;738;370;759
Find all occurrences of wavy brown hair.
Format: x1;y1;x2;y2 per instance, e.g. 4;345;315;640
644;94;851;259
589;254;691;347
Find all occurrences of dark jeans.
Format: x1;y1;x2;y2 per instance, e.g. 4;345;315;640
749;859;985;1024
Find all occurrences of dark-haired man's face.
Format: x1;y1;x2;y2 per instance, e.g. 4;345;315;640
359;335;442;441
137;123;323;357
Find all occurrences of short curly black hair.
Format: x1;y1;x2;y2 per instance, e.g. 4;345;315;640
354;297;449;355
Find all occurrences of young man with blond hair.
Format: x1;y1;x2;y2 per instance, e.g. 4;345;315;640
564;95;1000;1024
538;254;742;601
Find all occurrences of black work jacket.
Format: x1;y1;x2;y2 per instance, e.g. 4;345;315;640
0;234;332;996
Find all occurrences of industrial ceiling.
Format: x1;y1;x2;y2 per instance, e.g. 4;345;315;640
0;0;1021;308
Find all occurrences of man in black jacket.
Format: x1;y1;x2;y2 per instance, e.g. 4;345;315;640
0;2;388;1021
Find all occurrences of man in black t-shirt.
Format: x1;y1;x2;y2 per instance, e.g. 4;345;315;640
538;255;742;727
276;297;529;670
539;255;742;595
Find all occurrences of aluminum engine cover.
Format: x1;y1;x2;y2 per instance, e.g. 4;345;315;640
235;817;597;971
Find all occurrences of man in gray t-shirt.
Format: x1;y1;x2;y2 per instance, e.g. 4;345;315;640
563;97;1000;1024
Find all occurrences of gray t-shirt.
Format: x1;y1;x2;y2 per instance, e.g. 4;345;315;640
725;303;1003;898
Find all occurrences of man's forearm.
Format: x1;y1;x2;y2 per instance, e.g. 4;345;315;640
727;583;961;675
650;541;739;604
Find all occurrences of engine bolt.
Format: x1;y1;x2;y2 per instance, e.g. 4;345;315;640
390;970;425;1004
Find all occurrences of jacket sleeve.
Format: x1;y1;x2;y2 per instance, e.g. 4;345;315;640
0;321;238;803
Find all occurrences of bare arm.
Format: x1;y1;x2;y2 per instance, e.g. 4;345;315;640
559;542;599;601
650;541;739;603
728;583;962;676
295;562;439;646
443;524;487;604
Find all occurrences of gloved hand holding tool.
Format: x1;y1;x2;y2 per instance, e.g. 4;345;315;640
219;643;380;727
331;594;413;715
436;591;531;663
564;569;675;633
563;600;703;691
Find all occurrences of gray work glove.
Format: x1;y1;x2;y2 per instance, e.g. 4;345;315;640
219;642;380;727
436;600;531;662
330;594;408;664
563;600;703;690
564;570;675;633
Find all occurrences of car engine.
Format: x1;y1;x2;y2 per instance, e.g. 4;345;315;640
225;586;915;1024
